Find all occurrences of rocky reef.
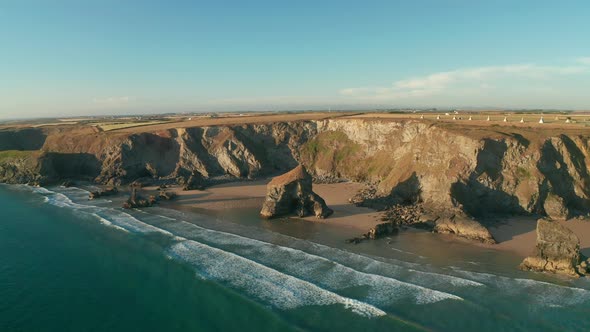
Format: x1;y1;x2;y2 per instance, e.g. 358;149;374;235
520;218;589;277
260;165;333;219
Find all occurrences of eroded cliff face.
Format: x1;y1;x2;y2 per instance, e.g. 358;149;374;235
1;119;589;223
301;119;590;220
0;122;316;186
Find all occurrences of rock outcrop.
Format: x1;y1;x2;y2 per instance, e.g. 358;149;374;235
368;222;398;239
158;190;177;200
433;213;496;244
122;188;156;209
89;187;118;200
180;170;206;191
260;165;333;219
520;218;589;277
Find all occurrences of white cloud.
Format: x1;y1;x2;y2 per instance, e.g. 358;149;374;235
340;60;590;101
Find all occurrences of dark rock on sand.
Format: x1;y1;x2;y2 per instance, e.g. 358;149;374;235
89;187;118;200
520;218;589;277
181;171;206;191
368;222;398;239
158;190;177;200
123;187;155;209
260;165;333;219
433;212;496;244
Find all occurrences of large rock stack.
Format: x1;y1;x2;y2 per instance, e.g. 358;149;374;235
520;218;589;277
260;165;333;219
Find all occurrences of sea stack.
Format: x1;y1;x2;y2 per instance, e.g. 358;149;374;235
260;165;333;219
520;218;589;277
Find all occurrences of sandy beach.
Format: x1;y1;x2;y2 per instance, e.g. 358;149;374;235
153;180;383;232
147;180;590;258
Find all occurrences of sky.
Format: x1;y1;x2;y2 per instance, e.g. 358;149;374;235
1;0;590;119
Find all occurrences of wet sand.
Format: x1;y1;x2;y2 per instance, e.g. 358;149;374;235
148;181;590;258
150;180;382;233
486;217;590;257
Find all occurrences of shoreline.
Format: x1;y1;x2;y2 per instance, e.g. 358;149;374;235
133;180;590;259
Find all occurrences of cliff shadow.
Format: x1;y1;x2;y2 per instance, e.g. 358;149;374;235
121;133;181;181
0;128;46;150
359;172;421;210
182;128;226;176
559;135;590;198
233;124;300;175
537;139;589;215
451;139;529;218
39;152;101;180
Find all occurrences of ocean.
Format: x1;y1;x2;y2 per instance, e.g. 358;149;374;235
1;184;590;332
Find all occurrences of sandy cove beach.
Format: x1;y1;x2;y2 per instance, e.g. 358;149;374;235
148;180;590;258
154;180;383;232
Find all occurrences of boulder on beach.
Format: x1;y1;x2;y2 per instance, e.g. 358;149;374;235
520;218;589;277
158;190;177;200
433;212;496;244
260;165;333;219
368;222;398;239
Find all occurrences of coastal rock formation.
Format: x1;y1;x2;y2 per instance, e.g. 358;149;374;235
89;187;118;199
181;170;206;191
520;218;589;277
260;165;333;219
433;212;496;244
123;188;156;209
158;190;177;200
368;222;398;239
543;194;570;220
1;118;590;243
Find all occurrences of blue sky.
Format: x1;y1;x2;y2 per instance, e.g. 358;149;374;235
1;1;590;119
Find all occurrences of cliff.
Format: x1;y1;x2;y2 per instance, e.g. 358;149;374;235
300;119;590;220
1;118;589;235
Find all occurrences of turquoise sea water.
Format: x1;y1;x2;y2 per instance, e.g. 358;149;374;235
1;184;590;332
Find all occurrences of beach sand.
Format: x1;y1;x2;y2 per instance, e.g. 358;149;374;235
151;180;382;233
148;180;590;258
486;217;590;257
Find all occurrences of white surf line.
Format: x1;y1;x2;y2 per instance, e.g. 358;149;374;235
130;211;466;305
140;209;483;288
133;208;483;291
449;267;590;307
168;238;386;318
34;188;172;236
